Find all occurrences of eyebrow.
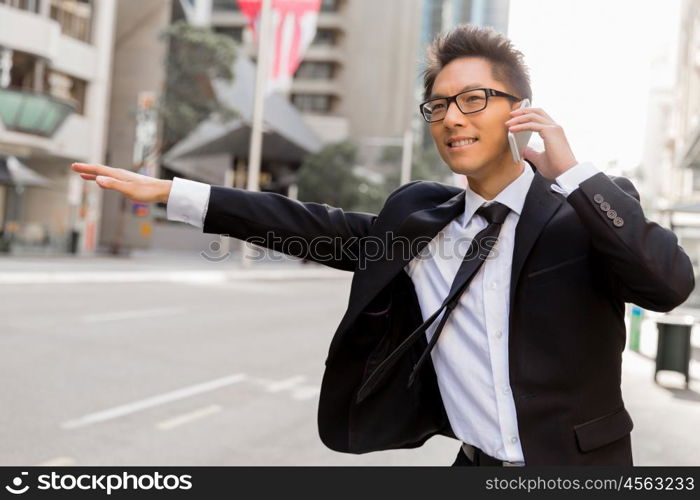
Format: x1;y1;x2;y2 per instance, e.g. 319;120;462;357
428;83;485;100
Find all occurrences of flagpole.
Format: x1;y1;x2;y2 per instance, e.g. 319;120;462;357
243;0;273;266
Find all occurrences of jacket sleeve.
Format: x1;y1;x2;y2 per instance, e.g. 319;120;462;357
566;172;695;312
202;186;391;272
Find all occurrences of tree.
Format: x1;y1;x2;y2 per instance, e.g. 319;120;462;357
380;141;451;193
297;141;361;208
157;21;238;152
296;139;453;215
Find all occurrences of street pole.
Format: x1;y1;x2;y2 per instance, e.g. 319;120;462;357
243;0;273;267
400;128;413;185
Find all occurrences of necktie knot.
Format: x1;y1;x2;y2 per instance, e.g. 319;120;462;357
476;202;510;225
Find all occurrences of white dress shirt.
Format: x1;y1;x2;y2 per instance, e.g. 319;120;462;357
166;161;601;464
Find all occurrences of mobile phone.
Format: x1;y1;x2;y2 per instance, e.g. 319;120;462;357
507;98;532;164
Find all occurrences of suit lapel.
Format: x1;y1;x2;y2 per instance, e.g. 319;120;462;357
352;187;466;317
327;187;465;360
509;166;565;306
328;166;565;363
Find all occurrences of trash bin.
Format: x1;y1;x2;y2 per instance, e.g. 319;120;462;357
628;305;643;352
654;314;694;389
68;229;80;254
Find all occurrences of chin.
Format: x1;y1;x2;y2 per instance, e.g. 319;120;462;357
445;159;488;177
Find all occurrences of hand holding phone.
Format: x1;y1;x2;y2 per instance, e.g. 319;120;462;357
507;98;532;164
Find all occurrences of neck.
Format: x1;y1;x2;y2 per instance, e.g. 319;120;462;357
467;160;526;200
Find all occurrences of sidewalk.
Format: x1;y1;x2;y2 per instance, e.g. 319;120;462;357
622;314;700;465
0;252;348;284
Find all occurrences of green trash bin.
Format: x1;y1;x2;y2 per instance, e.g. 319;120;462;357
629;305;643;352
654;315;694;389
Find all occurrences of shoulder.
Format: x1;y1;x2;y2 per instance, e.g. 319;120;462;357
571;169;641;203
607;174;641;202
385;179;462;207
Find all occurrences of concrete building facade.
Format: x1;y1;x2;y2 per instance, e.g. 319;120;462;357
0;0;116;254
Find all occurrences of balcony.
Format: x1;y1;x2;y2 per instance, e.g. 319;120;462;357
0;87;75;137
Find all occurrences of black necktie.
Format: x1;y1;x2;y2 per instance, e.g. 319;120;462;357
356;201;512;404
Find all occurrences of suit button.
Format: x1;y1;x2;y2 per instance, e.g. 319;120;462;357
613;217;624;227
593;194;604;203
606;209;617;219
600;201;611;211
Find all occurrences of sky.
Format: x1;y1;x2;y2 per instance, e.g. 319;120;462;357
506;0;683;174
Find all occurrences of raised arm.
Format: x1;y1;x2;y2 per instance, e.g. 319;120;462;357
567;172;695;312
71;163;377;271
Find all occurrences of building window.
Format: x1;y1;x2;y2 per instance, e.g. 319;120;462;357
294;61;334;80
0;0;41;13
212;0;240;11
291;93;334;113
50;0;93;43
311;28;337;46
214;26;243;43
320;0;339;12
8;51;37;90
45;69;87;114
7;51;87;114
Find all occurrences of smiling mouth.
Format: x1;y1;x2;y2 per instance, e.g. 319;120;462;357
447;138;479;150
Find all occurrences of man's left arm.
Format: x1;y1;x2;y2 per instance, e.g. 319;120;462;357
508;106;694;310
555;163;695;312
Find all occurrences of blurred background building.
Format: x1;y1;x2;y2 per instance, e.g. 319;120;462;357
0;0;698;264
638;0;700;309
1;0;700;468
0;0;116;254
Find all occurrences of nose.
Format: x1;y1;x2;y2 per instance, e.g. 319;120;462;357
442;98;465;129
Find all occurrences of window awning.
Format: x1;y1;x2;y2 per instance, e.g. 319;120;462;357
162;56;322;182
0;155;53;188
0;87;75;137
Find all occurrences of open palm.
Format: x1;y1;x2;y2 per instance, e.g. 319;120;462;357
71;163;172;204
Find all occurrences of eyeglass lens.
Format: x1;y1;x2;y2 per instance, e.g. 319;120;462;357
423;89;487;122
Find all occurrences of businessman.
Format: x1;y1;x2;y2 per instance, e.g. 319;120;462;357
72;24;695;466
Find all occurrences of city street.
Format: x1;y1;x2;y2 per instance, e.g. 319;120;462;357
0;256;698;466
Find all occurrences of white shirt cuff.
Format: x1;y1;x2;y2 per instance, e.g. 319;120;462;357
166;177;211;229
553;161;600;197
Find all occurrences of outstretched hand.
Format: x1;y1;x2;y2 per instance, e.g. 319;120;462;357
71;163;172;204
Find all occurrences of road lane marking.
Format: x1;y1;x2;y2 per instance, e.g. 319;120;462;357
249;376;319;400
61;373;247;429
0;268;347;285
81;307;185;323
156;404;222;431
260;376;306;393
291;386;321;401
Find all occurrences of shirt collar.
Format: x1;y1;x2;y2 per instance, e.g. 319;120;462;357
460;162;535;227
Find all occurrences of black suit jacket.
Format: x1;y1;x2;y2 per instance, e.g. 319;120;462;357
202;160;695;465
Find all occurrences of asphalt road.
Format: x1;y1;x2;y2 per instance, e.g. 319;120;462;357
0;271;457;466
1;257;698;466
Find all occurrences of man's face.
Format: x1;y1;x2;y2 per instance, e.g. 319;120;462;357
428;57;521;179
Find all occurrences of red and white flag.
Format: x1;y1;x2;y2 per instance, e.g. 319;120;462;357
237;0;322;95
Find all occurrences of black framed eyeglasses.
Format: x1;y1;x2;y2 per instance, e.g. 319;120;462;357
419;87;522;123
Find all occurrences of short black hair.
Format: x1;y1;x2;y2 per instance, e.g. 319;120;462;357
422;23;532;104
